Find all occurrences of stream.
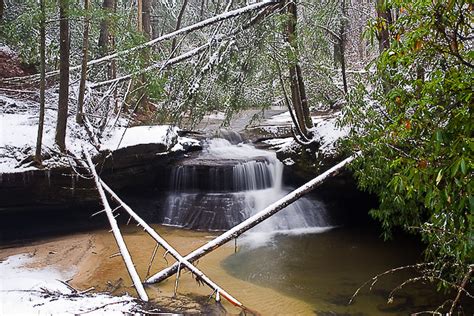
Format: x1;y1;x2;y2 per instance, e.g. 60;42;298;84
0;134;456;314
118;134;448;314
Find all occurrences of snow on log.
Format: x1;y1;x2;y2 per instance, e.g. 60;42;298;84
146;153;360;284
3;0;281;83
83;151;149;301
99;180;244;307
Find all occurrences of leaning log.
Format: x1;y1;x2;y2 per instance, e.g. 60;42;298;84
83;151;149;301
99;180;244;307
146;153;359;284
2;0;281;84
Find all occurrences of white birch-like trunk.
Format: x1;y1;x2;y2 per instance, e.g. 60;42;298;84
83;151;149;301
99;180;244;307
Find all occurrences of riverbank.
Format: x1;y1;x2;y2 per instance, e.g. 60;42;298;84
2;224;464;315
0;226;315;315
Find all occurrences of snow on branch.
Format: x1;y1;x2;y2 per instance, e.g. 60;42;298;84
1;0;282;84
146;152;360;284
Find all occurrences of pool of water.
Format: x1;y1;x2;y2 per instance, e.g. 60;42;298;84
223;227;454;315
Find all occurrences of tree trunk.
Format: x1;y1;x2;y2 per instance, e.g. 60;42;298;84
200;0;205;19
137;0;151;111
55;0;70;152
289;66;308;136
376;0;391;53
0;0;4;21
286;0;311;136
339;0;348;94
296;64;311;128
142;0;152;38
146;154;359;284
171;0;189;56
35;0;46;162
137;0;143;32
98;0;115;55
77;0;90;124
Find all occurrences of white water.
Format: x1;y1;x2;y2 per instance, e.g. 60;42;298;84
163;138;332;235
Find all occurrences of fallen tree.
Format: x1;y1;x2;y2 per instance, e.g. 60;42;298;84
99;179;245;308
1;0;282;84
146;153;359;284
83;151;149;301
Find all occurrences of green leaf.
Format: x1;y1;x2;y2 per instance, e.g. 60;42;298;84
451;159;461;177
460;158;467;175
436;130;443;143
436;169;443;185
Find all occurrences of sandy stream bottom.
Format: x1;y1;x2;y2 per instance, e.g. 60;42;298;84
0;225;313;315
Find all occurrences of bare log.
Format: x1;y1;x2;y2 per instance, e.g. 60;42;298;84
146;153;359;284
83;151;148;301
99;180;244;307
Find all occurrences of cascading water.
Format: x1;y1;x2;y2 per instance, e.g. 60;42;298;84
162;136;332;235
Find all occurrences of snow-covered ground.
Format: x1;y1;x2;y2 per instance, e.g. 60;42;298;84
0;254;140;315
0;93;199;174
263;111;348;157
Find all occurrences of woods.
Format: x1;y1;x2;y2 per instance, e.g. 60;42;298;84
0;0;472;314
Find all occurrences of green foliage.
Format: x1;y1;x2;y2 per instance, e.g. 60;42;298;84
342;0;473;283
1;0;47;64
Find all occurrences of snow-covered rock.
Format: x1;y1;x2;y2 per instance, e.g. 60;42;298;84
100;125;179;152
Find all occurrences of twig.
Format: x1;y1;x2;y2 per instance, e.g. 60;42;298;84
449;264;474;314
57;279;78;293
75;300;136;314
348;263;432;304
146;243;160;279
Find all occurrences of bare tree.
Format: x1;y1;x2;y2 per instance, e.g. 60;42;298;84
98;0;115;55
376;0;391;52
77;0;91;124
285;0;312;138
171;0;189;56
55;0;70;152
0;0;4;21
142;0;152;39
35;0;46;162
339;0;348;93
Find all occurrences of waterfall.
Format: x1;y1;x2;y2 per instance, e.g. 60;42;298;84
162;138;331;233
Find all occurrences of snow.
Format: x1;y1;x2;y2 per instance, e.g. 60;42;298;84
100;125;178;151
309;113;348;155
0;254;139;315
263;137;298;154
262;111;348;156
171;136;201;152
0;92;198;173
283;157;295;166
265;111;292;125
0;43;15;56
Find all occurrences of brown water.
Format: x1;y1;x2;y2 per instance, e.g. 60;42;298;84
68;225;459;315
